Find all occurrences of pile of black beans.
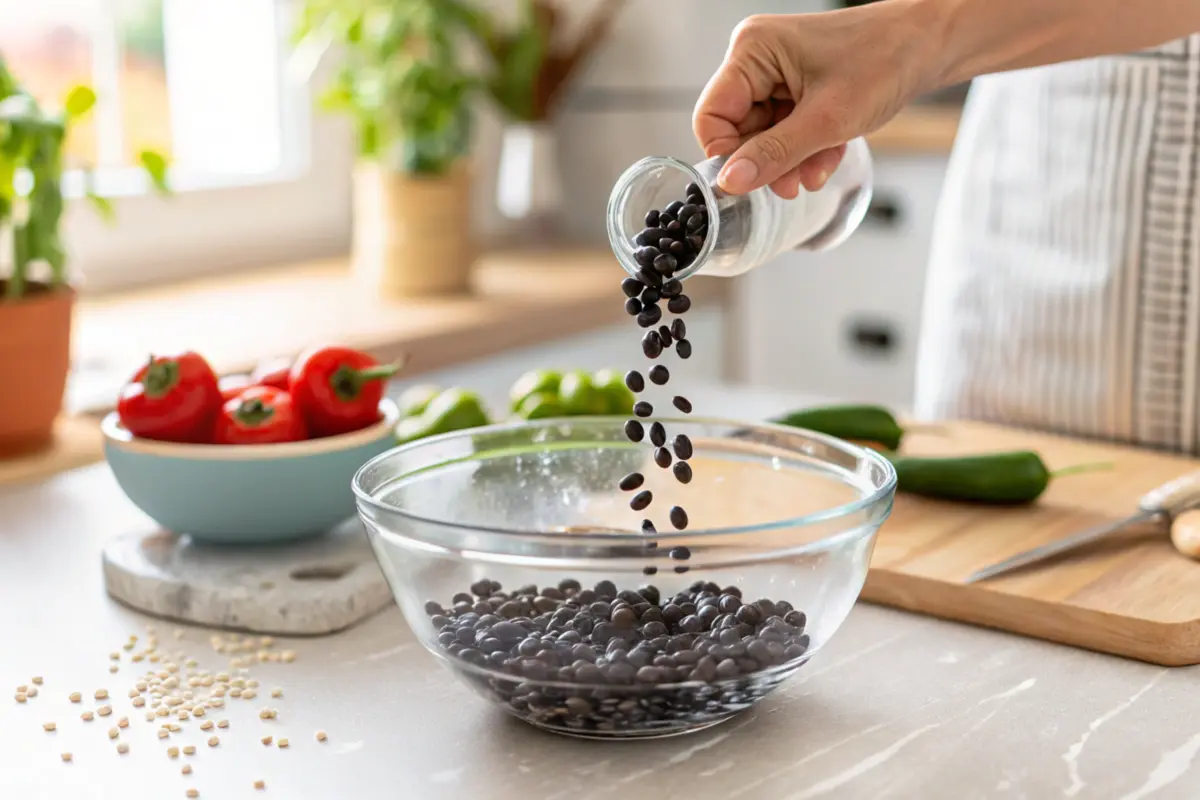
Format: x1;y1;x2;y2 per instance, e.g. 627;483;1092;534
619;182;709;575
425;578;811;735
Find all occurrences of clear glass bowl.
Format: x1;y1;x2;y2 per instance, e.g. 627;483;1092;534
353;417;896;740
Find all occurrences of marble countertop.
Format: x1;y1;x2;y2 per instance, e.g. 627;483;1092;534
2;384;1197;799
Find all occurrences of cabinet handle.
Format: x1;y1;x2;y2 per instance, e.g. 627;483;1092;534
846;318;898;357
864;195;903;228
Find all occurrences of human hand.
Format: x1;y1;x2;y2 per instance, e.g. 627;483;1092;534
694;5;941;198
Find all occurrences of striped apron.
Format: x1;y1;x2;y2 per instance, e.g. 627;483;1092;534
913;35;1200;454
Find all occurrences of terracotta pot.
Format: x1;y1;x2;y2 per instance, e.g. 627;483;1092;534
0;283;74;457
352;163;476;298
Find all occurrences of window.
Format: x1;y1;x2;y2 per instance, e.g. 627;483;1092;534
0;0;352;292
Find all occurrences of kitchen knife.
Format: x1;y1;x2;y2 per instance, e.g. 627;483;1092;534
965;469;1200;583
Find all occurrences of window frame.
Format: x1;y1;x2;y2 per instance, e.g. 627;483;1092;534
58;0;354;294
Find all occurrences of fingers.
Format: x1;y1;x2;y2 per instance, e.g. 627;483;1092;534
693;62;755;159
718;100;847;195
768;146;847;199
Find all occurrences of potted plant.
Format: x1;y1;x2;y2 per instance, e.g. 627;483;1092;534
295;0;480;297
0;56;168;457
468;0;627;245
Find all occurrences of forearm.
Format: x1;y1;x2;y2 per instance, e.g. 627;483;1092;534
909;0;1200;88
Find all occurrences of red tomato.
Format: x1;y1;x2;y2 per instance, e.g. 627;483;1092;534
213;386;307;445
219;374;254;402
117;352;222;443
289;346;404;437
251;357;293;391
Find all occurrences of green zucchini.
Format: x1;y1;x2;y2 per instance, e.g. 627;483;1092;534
772;404;905;450
887;452;1111;505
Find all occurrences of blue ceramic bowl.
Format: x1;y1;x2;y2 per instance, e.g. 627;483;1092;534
102;399;401;544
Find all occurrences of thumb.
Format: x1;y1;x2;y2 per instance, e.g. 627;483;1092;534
717;103;844;195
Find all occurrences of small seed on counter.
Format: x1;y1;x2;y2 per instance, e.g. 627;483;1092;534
132;697;145;708
217;720;229;729
117;742;129;755
261;735;273;746
187;789;199;799
277;738;290;748
43;722;56;732
158;729;170;739
94;689;108;701
254;780;266;790
108;727;119;739
31;677;42;686
208;736;219;747
25;687;37;698
182;765;192;775
82;711;94;722
315;730;328;742
259;708;277;720
168;746;180;758
68;692;81;703
14;694;25;703
118;717;128;728
61;753;72;763
183;745;196;756
200;720;214;731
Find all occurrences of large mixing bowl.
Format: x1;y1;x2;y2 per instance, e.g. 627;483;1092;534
353;417;895;740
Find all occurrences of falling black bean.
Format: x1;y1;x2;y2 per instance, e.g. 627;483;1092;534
642;331;664;359
648;365;669;385
624;420;645;442
636;267;663;288
619;472;645;492
661;278;683;297
676;339;693;360
673;434;694;460
668;294;692;314
633;401;653;418
641;287;661;305
653;254;678;275
641;519;656;533
621;278;643;298
673;461;693;484
649;422;666;447
624;297;642;316
669;506;689;530
637;305;662;328
673;396;693;414
669;546;691;561
630;491;653;511
654;448;672;469
634;246;660;267
671;319;687;340
625;370;645;393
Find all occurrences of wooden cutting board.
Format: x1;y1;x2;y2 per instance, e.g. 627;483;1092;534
863;421;1200;666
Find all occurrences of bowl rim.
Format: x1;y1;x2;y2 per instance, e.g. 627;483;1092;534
101;398;400;460
352;415;897;542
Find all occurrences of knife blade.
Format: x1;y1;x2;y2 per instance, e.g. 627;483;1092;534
965;469;1200;583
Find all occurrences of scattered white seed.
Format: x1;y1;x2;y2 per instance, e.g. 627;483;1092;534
167;746;179;758
132;697;145;708
209;698;225;709
167;723;182;733
131;654;145;663
136;681;148;692
260;735;272;746
117;742;129;755
157;730;169;740
108;665;119;674
217;720;229;729
94;689;108;701
14;694;25;703
281;651;296;663
207;736;219;747
315;730;327;742
258;708;275;720
81;711;94;722
254;780;266;790
176;710;189;721
191;706;205;717
43;722;56;732
25;687;37;698
108;728;119;740
61;752;72;763
118;717;129;729
144;711;155;722
271;688;282;698
186;789;199;798
216;673;230;682
97;705;112;717
110;652;120;661
31;677;43;686
182;745;196;756
16;684;27;693
181;765;192;775
277;738;289;749
247;679;260;689
155;707;169;718
242;689;257;700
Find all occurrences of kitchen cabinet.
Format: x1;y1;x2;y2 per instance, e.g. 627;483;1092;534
733;154;949;408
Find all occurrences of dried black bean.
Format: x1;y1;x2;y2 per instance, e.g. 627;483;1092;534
621;278;643;298
653;253;678;275
657;237;674;253
673;396;693;413
642;330;664;359
636;267;662;288
672;461;693;484
666;220;684;236
634;246;659;267
664;200;684;216
625;370;645;393
686;234;705;252
658;325;674;347
648;365;669;385
644;209;660;227
669;506;689;530
637;304;662;328
676;339;693;360
624;297;642;316
624;420;645;442
641;287;661;304
619;472;645;492
672;434;693;460
633;401;653;418
669;240;686;256
687;214;706;231
654;448;672;469
668;294;691;314
630;491;653;511
661;278;683;297
648;422;666;447
685;182;702;196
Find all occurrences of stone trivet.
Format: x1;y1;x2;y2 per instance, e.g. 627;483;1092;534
101;519;393;636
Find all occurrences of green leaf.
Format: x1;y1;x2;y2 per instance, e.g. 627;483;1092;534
138;149;170;194
63;85;96;119
87;192;115;222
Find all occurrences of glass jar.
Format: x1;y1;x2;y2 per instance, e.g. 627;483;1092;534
607;138;873;281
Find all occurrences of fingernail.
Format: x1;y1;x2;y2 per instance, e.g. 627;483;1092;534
812;170;830;191
719;159;758;193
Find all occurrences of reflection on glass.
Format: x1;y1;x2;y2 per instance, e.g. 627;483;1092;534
116;0;172;166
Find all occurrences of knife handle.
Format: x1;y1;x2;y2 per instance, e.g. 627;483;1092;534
1138;470;1200;517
